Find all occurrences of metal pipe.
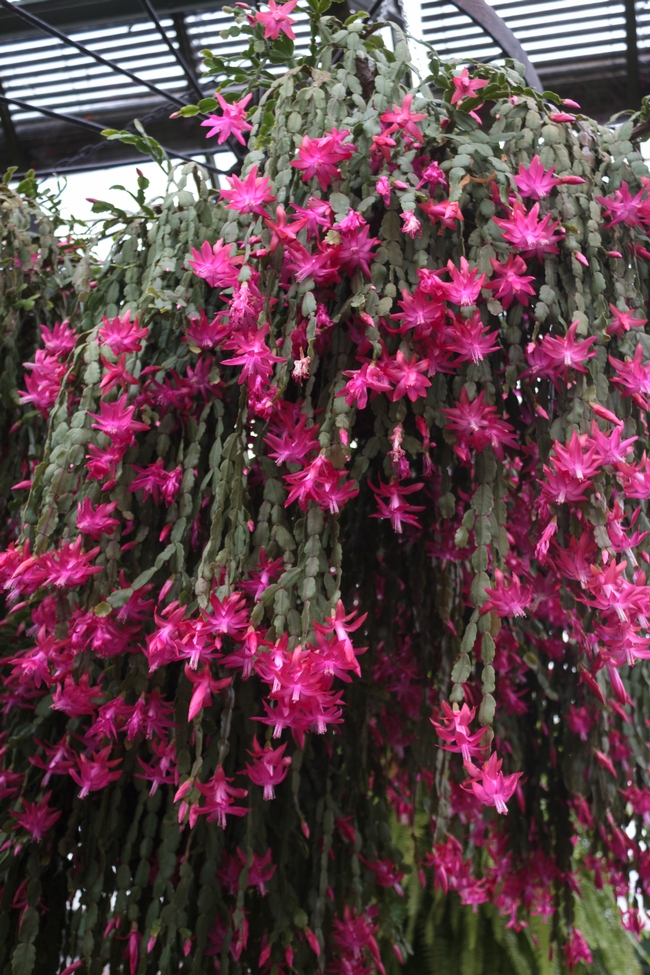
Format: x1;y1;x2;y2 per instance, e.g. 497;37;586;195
138;0;204;100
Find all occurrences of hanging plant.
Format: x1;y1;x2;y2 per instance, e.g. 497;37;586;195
1;4;650;974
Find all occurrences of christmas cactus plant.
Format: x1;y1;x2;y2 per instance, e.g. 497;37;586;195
1;3;650;973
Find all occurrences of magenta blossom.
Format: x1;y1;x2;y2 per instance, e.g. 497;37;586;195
12;791;61;842
493;201;565;260
187;239;243;288
291;129;356;191
201;93;253;145
245;738;292;799
514;154;585;200
195;765;248;827
463;752;522;815
76;498;120;539
254;0;298;41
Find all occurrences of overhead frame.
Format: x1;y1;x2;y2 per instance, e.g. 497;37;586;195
0;0;645;178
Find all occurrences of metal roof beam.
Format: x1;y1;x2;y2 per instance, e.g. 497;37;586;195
625;0;640;107
0;0;219;40
0;81;26;171
138;0;203;100
0;91;223;174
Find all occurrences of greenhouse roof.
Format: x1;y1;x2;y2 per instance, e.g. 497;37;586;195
0;0;646;176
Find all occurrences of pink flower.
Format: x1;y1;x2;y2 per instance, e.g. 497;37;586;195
70;746;122;798
450;67;488;105
590;421;636;466
359;856;405;895
312;600;367;674
549;112;576;123
595;180;648;228
380;94;427;142
98;311;148;354
609;343;650;408
463;752;522;815
480;568;533;618
564;929;592;971
385;350;431;402
493;201;565;260
514;155;559;200
245;738;291;799
219;164;276;215
538;321;596;380
488;254;536;308
99;353;139;393
185;664;232;721
336;223;377;278
289;197;332;237
136;739;178;796
369;478;424;533
76;498;120;539
441;388;518;462
0;770;23;802
254;0;298;41
220;324;285;384
338;361;393;409
86;442;126;489
19;350;66;416
203;592;249;638
144;605;188;672
431;703;487;763
285;242;340;285
29;736;76;785
40;320;76;357
391;287;445;335
370;132;397;165
376;176;391;206
51;673;103;717
41;536;102;589
514;154;586;201
200;93;253;145
195;765;248;827
291;129;356;191
419;198;463;229
400;210;422;238
607;302;647;338
444;313;499;365
129;458;183;507
416;161;448;190
332;906;385;975
567;704;594;741
184;310;227;350
264;410;319;465
122;926;141;975
60;963;84;975
240;547;284;601
12;791;61;842
89;393;149;446
187;239;243;288
442;257;486;306
551;430;602;482
284;455;358;514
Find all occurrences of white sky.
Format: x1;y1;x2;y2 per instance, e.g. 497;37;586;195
30;151;236;258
